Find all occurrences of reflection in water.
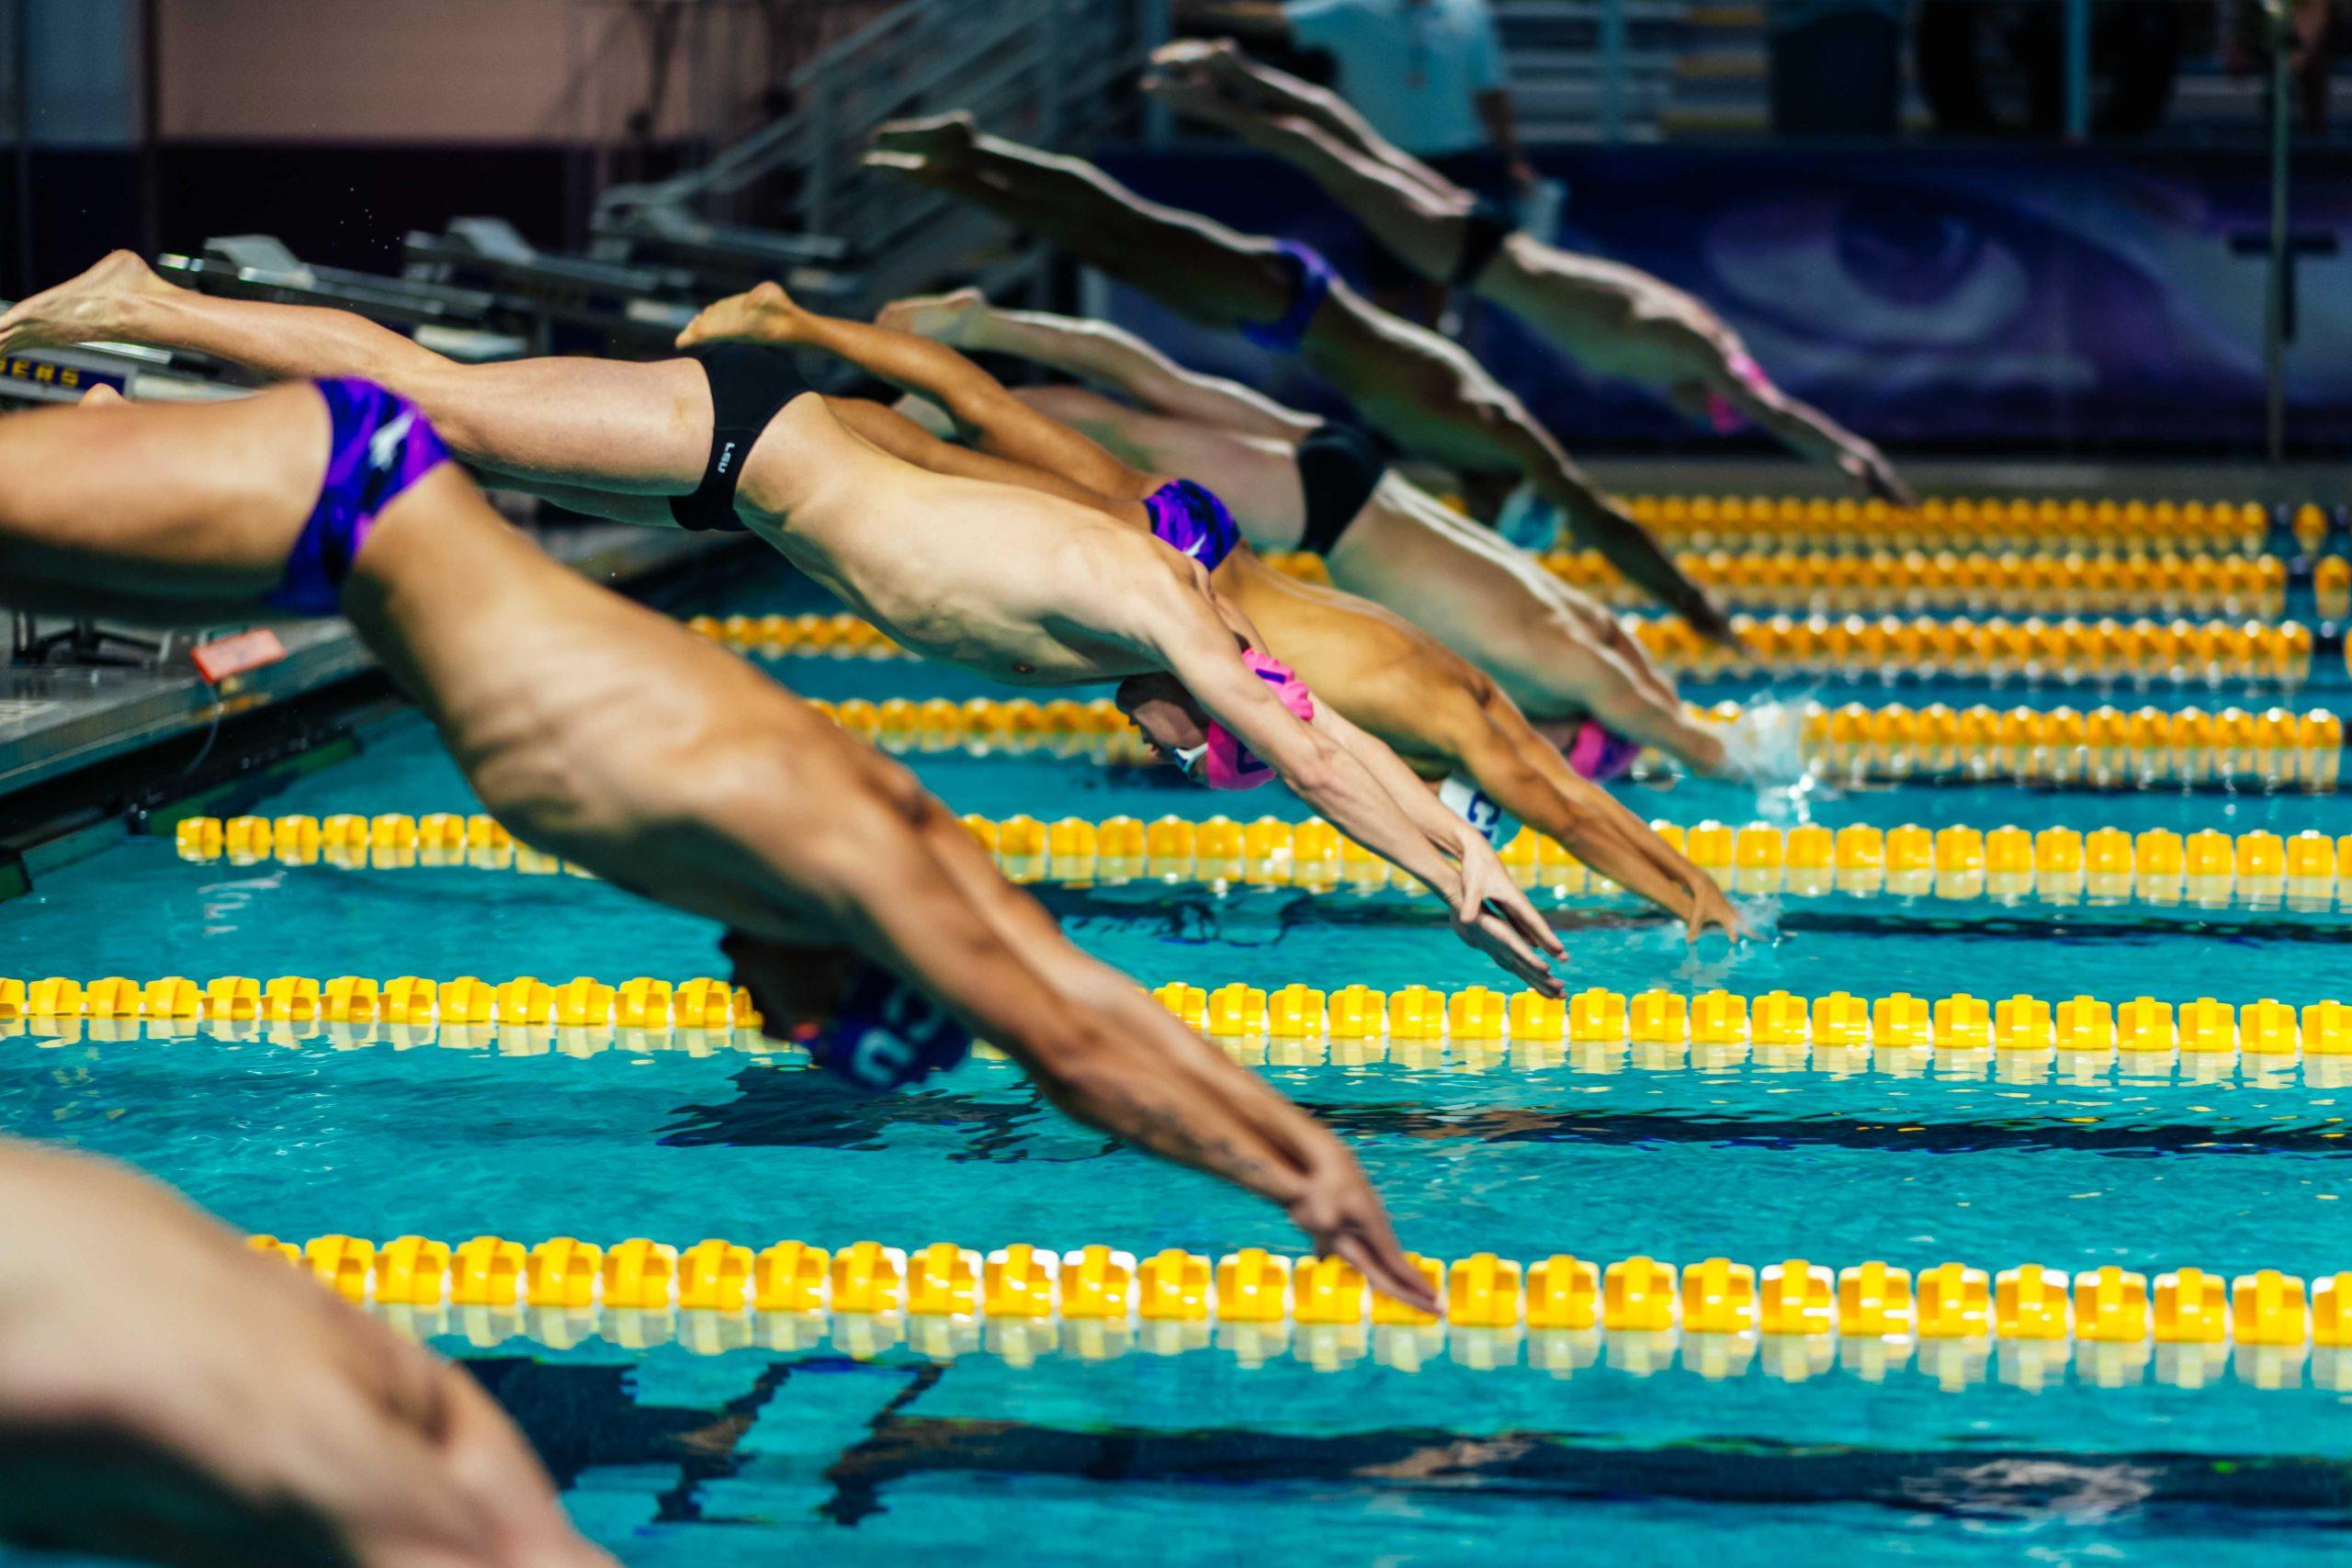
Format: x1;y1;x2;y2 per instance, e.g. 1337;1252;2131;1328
475;1357;795;1522
657;1066;2349;1160
820;1410;2352;1527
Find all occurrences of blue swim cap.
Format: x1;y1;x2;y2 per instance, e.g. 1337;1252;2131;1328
802;963;974;1091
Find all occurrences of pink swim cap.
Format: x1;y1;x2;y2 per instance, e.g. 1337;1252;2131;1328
1566;718;1641;780
1703;351;1773;434
1185;649;1317;790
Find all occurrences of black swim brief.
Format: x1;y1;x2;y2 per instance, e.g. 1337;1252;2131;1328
1294;421;1387;556
672;344;810;533
1451;194;1518;289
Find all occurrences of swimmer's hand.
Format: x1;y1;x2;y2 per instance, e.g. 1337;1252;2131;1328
1676;585;1745;651
1283;1150;1441;1316
1450;828;1566;995
1685;880;1750;943
1012;987;1437;1314
0;1142;613;1568
1843;443;1915;509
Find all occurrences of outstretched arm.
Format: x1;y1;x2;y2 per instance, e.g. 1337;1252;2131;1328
1486;412;1740;647
1681;331;1914;505
1143;578;1564;991
733;772;1437;1308
888;795;1436;1309
886;290;1317;441
1416;680;1746;939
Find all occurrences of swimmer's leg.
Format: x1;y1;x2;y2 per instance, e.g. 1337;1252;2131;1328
683;282;1156;501
1;253;708;497
0;381;329;614
1159;40;1460;202
825;397;1135;518
1148;68;1475;286
866;121;1300;332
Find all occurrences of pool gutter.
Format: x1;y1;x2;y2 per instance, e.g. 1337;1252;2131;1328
0;521;749;894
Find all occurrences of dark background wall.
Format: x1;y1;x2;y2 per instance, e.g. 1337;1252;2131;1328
2;0;870;291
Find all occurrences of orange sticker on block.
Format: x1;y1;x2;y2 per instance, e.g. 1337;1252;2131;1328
192;628;288;682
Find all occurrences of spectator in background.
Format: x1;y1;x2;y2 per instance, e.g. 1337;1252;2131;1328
1178;0;1533;183
1767;0;1907;136
1175;0;1534;321
2233;0;2343;133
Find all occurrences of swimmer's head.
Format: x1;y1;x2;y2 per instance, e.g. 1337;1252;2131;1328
1115;651;1316;790
1115;671;1213;768
1568;719;1643;779
1533;717;1642;780
721;931;973;1091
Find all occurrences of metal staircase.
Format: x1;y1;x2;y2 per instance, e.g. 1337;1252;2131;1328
597;0;1169;306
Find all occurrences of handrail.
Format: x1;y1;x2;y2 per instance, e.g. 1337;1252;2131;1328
597;0;1161;248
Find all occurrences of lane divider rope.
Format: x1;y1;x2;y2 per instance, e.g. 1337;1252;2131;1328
1619;492;2286;556
250;1231;2352;1392
181;690;2333;786
1359;550;2288;618
172;811;2352;916
689;610;2337;691
1760;698;2345;787
13;969;2352;1070
1639;615;2334;686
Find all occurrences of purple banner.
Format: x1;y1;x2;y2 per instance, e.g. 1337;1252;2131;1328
1097;145;2352;453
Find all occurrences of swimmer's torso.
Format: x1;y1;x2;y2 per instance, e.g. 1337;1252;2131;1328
735;416;1173;684
1476;243;1723;387
1298;288;1549;472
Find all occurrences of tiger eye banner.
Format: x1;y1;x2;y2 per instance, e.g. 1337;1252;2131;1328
1097;144;2352;454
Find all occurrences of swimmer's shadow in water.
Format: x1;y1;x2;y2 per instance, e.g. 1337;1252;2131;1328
659;1067;1109;1164
820;1415;2352;1527
1034;885;1670;942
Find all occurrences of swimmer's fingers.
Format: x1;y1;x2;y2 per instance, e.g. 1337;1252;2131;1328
1449;835;1494;926
1868;455;1917;509
861;150;947;184
1461;909;1562;996
1679;589;1744;649
1287;1162;1435;1314
1490;875;1566;960
430;1363;616;1568
1683;900;1750;945
1455;836;1564;959
1334;1227;1439;1316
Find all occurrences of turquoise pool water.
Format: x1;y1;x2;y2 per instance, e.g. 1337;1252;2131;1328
4;559;2349;1566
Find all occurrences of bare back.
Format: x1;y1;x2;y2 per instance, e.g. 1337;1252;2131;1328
1479;237;1725;386
1298;285;1541;474
345;469;880;941
729;393;1190;684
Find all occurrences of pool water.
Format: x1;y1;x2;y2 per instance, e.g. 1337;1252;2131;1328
3;558;2349;1566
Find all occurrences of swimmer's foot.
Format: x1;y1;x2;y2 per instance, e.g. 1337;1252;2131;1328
676;281;809;350
870;111;978;167
1148;73;1253;132
1149;38;1260;98
77;384;125;408
860;149;951;187
0;250;175;355
875;288;987;346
